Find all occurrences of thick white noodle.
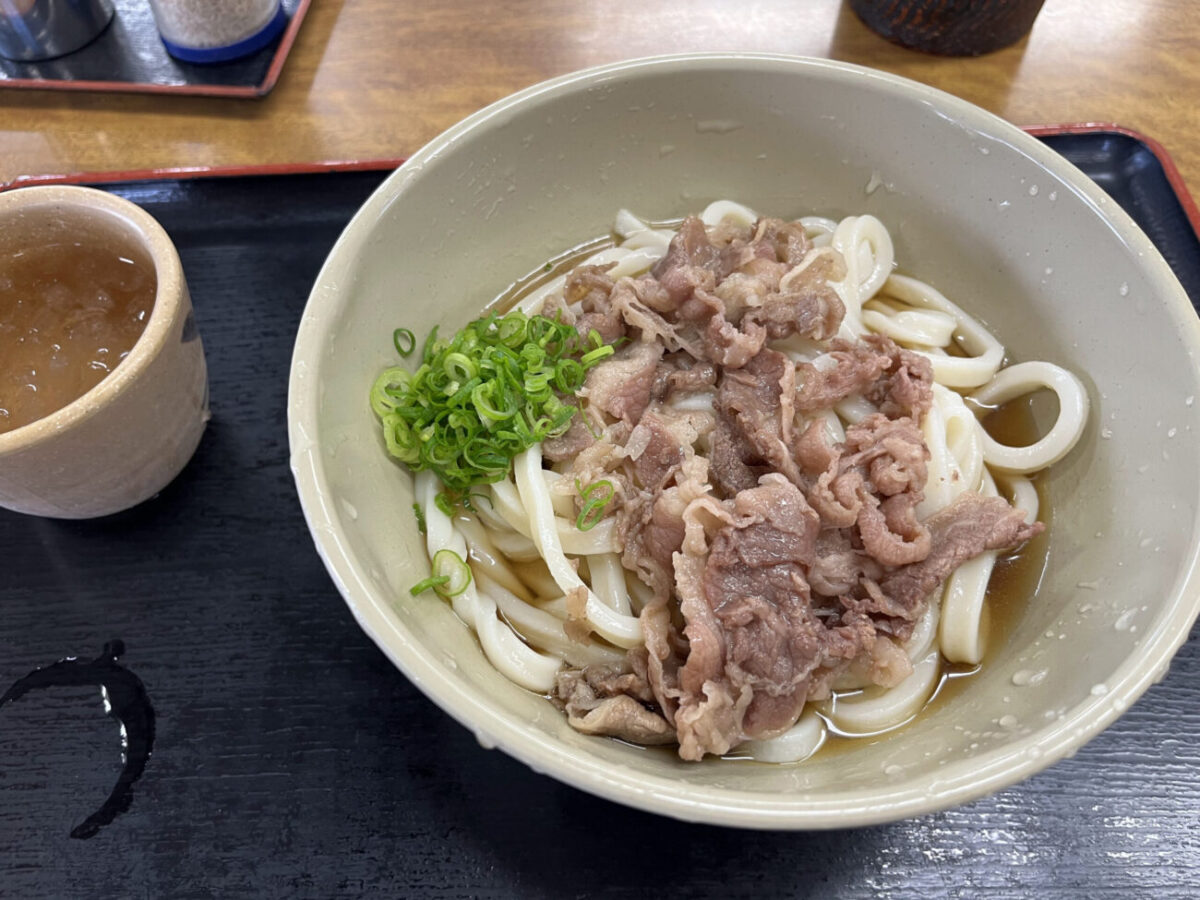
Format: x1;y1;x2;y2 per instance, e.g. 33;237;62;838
740;711;827;764
918;383;986;519
799;215;839;247
541;469;576;519
906;598;941;662
861;298;958;347
514;446;643;648
490;478;620;556
700;200;759;229
453;513;537;602
938;468;1001;666
614;209;675;250
476;572;625;669
831;215;894;339
998;473;1040;525
969;361;1089;474
418;471;562;691
587;553;633;615
487;527;543;561
822;650;941;735
625;574;653;616
882;274;1004;388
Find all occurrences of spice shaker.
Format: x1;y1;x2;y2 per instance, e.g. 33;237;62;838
0;0;114;62
148;0;287;64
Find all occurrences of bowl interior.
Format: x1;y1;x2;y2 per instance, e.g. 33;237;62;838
290;55;1200;827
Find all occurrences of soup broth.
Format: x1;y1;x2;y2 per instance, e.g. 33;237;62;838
0;209;156;435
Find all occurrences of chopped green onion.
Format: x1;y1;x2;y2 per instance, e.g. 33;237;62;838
393;328;416;357
575;478;615;531
413;502;427;534
433;549;472;597
410;575;449;596
371;309;613;504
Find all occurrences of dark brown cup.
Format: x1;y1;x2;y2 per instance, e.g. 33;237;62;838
849;0;1047;56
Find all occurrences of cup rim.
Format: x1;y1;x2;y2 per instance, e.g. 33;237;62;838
0;184;185;454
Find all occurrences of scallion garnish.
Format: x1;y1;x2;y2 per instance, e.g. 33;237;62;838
370;310;611;503
410;549;473;598
575;478;614;531
393;328;417;357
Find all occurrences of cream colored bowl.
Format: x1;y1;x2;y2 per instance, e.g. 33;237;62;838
0;185;208;519
288;54;1200;828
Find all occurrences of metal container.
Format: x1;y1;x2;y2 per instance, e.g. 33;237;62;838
0;0;114;62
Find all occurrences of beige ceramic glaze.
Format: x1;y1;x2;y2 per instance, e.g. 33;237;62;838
288;55;1200;828
0;185;208;518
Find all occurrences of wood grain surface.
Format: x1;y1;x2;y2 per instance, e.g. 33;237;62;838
0;0;1198;198
0;159;1197;899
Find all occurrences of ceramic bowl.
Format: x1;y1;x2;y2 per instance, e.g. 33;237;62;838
288;54;1200;828
0;184;208;519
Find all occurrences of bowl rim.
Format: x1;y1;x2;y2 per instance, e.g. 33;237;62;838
0;184;186;454
288;52;1200;828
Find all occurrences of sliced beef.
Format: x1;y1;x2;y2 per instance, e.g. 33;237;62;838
545;213;1045;760
582;341;663;424
674;477;829;758
541;410;596;463
716;347;802;487
555;666;675;745
874;492;1044;617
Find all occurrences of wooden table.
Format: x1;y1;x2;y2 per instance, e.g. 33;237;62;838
1;0;1197;195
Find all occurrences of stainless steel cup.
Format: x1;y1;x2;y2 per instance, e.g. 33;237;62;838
0;0;114;62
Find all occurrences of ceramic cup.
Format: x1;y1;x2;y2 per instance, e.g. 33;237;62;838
0;185;209;519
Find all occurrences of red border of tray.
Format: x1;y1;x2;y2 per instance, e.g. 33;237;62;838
1;124;1196;242
0;0;312;99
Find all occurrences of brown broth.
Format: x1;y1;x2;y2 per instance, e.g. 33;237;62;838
0;210;156;435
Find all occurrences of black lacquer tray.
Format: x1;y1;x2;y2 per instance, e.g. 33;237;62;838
0;0;311;98
1;129;1197;898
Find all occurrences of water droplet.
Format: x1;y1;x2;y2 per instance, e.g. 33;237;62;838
1114;609;1137;631
1029;184;1039;196
1048;190;1057;201
1012;668;1048;687
694;119;743;134
1090;683;1109;697
998;714;1018;729
1119;282;1129;296
884;764;903;776
1100;427;1112;439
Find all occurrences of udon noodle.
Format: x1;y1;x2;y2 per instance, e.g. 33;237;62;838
386;202;1088;763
